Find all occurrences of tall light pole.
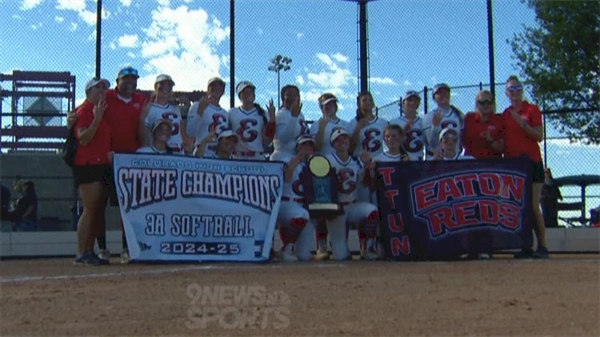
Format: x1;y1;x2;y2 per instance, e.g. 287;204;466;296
268;54;292;107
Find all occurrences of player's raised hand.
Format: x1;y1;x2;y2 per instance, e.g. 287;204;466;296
357;116;369;129
183;136;196;154
202;125;217;144
291;97;302;117
318;115;330;128
267;99;276;120
197;94;210;115
482;130;493;142
93;98;107;120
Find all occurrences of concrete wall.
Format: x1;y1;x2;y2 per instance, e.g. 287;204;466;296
0;152;121;231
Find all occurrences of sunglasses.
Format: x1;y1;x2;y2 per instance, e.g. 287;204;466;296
119;68;139;77
507;85;523;92
477;99;494;105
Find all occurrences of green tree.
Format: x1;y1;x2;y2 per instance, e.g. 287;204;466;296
509;0;599;144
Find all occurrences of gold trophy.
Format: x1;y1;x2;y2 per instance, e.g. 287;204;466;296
305;155;342;219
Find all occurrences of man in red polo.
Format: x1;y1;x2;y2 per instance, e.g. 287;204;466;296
68;66;148;264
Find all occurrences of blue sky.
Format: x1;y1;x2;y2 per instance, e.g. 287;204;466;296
0;0;598;215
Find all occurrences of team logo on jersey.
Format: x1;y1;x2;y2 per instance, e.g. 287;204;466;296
409;171;526;238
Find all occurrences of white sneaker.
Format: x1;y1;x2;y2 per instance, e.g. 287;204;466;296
360;249;379;261
478;253;491;260
120;250;130;264
98;249;111;261
280;251;299;262
314;247;330;261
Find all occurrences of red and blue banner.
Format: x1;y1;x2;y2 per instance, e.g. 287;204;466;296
376;159;533;261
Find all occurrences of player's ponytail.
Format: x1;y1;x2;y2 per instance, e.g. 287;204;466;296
254;103;268;125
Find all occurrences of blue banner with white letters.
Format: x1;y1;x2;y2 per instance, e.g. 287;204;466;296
113;153;284;262
376;159;534;261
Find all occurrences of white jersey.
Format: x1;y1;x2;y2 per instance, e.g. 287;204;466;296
423;106;464;160
326;153;364;204
309;118;351;155
348;116;388;158
136;146;169;154
389;115;425;161
281;157;307;201
188;103;229;156
372;151;404;163
271;108;309;161
144;103;184;154
228;106;269;160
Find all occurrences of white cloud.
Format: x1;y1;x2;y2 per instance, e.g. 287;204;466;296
56;0;110;26
403;80;412;86
370;77;396;85
12;14;23;20
118;34;139;48
135;5;229;93
120;0;133;6
19;0;43;10
156;0;170;6
307;53;353;90
54;16;64;23
331;53;348;63
30;22;43;30
127;51;136;59
299;52;357;120
69;22;78;31
297;32;304;40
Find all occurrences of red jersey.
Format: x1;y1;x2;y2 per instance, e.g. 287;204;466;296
463;112;505;159
73;101;112;166
104;89;148;153
502;101;542;162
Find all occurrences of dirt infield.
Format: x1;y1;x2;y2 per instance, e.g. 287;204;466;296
1;255;599;337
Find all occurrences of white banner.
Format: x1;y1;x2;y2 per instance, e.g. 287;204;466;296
113;154;284;262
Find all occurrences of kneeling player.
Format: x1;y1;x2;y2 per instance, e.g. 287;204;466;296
277;135;317;261
326;129;379;261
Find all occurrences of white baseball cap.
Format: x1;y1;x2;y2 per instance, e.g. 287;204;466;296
85;78;110;92
296;135;315;146
208;77;226;88
236;81;255;96
402;90;420;102
330;129;350;144
433;83;451;95
439;127;459;141
217;129;238;141
155;74;175;86
152;119;172;134
320;97;338;107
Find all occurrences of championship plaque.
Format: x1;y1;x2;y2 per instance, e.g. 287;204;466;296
304;154;342;219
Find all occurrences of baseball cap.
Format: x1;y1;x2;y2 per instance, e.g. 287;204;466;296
433;83;450;95
208;77;226;88
439;127;459;141
152;119;173;134
117;66;139;79
402;90;420;102
85;78;110;92
320;96;338;107
236;81;255;96
217;129;238;141
155;74;175;86
330;129;350;144
296;135;315;146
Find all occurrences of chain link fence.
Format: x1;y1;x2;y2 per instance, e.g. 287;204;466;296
0;0;597;229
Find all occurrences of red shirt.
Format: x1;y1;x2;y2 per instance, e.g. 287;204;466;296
463;112;505;159
104;89;148;153
502;101;542;162
73;101;112;166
